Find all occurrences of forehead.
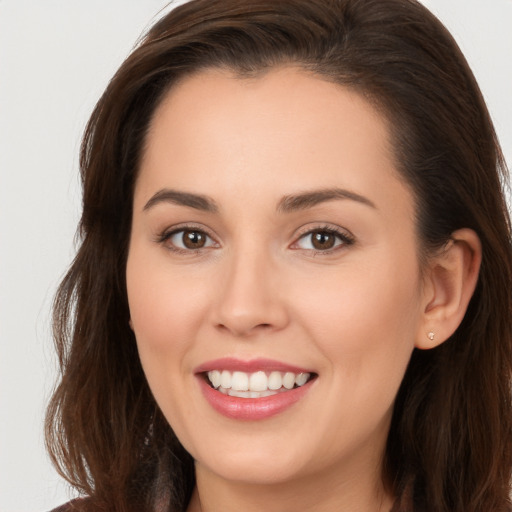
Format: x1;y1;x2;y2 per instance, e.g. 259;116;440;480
146;66;393;160
137;66;412;219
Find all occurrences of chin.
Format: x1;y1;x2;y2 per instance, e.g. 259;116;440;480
192;438;312;485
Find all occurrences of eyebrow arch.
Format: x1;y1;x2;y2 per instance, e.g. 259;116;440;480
277;187;376;213
143;189;219;213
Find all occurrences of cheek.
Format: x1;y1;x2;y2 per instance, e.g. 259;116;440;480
125;248;211;436
126;247;207;370
292;253;421;382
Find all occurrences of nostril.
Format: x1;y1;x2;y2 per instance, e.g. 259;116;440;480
215;321;275;337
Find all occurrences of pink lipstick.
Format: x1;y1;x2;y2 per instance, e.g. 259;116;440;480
195;358;316;420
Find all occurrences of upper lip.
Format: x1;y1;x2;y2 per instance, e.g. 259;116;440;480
194;357;314;375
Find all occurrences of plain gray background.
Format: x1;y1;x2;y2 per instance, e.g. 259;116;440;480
1;1;511;510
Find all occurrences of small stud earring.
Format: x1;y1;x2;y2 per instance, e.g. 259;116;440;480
427;331;435;341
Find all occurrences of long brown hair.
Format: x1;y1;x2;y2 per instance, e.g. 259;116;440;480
46;1;512;510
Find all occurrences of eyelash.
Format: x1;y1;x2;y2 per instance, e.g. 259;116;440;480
156;224;218;255
292;225;355;255
156;224;355;255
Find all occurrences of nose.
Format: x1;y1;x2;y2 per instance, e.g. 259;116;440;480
212;247;289;337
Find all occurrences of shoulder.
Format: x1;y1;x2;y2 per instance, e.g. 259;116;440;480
49;500;80;512
49;498;104;512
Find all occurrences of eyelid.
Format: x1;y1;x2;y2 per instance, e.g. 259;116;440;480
154;222;354;255
156;223;220;253
290;224;355;253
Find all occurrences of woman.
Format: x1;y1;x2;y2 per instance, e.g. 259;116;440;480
46;0;512;511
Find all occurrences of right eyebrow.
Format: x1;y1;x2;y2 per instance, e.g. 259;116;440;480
143;189;219;213
277;187;376;213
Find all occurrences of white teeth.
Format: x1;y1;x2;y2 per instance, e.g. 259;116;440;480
282;372;295;390
249;371;268;391
207;369;311;395
220;370;231;389
295;373;309;386
268;371;282;390
231;371;249;391
209;370;221;388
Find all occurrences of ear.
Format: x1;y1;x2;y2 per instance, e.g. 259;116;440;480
416;228;481;350
129;318;134;331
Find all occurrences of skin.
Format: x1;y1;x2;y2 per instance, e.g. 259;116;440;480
126;67;481;512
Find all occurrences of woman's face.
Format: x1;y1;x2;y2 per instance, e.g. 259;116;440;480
126;67;427;488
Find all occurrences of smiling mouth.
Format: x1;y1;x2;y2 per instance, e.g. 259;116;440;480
205;370;315;398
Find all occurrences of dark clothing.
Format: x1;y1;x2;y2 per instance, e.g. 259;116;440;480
50;500;80;512
49;498;100;512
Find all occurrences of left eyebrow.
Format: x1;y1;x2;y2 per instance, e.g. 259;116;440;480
143;189;219;213
277;187;376;213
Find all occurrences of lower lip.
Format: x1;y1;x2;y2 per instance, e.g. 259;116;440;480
197;376;314;420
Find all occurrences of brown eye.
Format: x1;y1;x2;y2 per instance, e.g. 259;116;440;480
311;231;336;250
164;228;216;251
294;228;353;252
182;230;207;249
